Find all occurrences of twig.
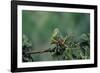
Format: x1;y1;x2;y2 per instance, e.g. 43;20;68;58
26;49;52;54
26;39;68;54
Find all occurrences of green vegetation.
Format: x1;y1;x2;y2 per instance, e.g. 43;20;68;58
22;10;90;62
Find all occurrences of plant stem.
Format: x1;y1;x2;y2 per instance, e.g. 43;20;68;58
26;49;51;54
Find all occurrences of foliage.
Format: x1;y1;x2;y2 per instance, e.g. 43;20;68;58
22;28;90;62
22;34;34;62
49;28;90;60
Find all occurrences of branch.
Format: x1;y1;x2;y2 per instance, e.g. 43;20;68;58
26;40;68;55
26;49;52;54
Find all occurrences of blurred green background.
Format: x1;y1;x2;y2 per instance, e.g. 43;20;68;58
22;10;90;61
